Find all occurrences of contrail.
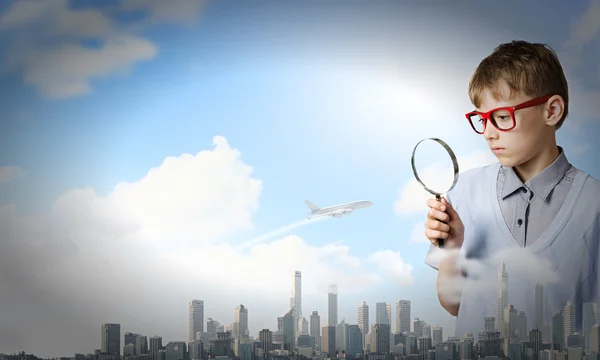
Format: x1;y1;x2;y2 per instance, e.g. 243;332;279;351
237;217;329;250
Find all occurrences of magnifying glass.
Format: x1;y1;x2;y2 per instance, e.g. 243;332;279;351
411;138;459;248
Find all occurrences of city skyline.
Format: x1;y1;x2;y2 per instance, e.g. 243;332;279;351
2;0;600;358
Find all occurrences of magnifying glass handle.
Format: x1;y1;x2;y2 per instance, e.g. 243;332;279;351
435;194;446;248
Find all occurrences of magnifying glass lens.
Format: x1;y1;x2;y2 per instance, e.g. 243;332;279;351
412;141;457;195
411;138;460;249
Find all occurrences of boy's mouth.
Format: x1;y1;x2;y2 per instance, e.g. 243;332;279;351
491;147;505;154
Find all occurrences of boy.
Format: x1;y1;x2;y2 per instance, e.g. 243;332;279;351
423;40;600;342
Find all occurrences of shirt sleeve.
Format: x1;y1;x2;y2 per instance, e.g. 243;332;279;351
424;189;456;271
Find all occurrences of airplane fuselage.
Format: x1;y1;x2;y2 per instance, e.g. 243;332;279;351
307;200;373;219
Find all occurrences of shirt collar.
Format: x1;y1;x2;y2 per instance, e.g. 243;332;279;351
500;146;572;201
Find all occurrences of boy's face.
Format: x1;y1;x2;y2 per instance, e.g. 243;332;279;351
475;81;552;168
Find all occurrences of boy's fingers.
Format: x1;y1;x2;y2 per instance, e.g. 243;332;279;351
428;208;450;223
426;198;446;212
425;219;450;233
425;228;448;241
441;197;457;214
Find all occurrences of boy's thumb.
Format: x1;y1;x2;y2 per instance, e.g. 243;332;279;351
441;197;456;213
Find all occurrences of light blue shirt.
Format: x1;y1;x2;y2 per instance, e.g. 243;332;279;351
424;161;600;340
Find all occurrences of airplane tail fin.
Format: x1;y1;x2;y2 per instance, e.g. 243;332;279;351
304;200;320;212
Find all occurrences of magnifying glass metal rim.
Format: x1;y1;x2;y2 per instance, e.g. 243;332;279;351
411;137;460;248
411;137;459;197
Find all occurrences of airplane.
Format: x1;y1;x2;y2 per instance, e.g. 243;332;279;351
304;199;373;219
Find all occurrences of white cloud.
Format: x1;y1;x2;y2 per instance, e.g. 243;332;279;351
428;247;560;305
563;0;600;54
408;221;428;244
366;250;414;286
0;0;205;98
0;136;414;356
559;0;600;126
394;149;497;215
0;166;26;184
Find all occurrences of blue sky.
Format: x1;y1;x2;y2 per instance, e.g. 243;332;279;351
1;0;600;357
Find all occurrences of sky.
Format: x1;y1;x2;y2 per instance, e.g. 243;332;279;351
1;0;600;357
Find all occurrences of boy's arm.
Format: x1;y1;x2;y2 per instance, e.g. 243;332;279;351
424;193;464;317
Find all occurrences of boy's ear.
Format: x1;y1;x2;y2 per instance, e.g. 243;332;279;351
545;95;565;127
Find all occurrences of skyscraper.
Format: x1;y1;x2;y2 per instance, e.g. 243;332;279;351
310;311;321;350
235;304;249;343
101;323;121;355
563;300;575;346
282;308;296;351
386;304;392;332
535;283;544;330
375;302;388;325
396;300;411;334
358;301;369;350
189;300;204;343
496;263;508;333
583;302;596;354
328;284;338;327
291;270;302;325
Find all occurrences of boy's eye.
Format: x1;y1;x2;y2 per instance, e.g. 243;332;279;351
492;111;511;122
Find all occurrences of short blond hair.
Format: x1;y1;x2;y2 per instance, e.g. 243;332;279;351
468;40;569;129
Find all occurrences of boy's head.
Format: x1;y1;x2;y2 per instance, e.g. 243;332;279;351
466;40;569;168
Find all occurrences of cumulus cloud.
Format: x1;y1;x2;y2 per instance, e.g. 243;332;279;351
429;247;561;305
559;0;600;126
0;136;414;357
0;165;26;184
0;0;205;98
366;250;414;286
408;221;428;244
394;149;496;215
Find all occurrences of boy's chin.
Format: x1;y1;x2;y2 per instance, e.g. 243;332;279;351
495;154;519;168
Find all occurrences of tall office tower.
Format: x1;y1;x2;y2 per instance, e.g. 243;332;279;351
282;308;296;351
517;311;527;342
592;324;600;353
375;303;388;325
259;329;273;354
235;304;249;343
322;326;336;357
101;323;121;355
535;283;544;330
396;300;411;334
432;325;442;344
496;263;508;333
358;301;369;350
347;324;363;355
149;336;163;360
563;301;575;346
336;320;348;352
207;318;223;340
414;319;425;337
301;318;309;336
136;336;149;355
310;311;321;350
386;304;392;332
328;284;338;326
504;305;518;342
291;270;302;330
370;324;391;354
552;311;564;351
189;300;205;342
583;302;596;354
484;317;495;333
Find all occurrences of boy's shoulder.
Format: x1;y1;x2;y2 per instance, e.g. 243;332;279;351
570;165;600;209
448;162;500;200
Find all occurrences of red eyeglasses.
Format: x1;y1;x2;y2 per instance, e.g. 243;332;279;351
465;95;553;134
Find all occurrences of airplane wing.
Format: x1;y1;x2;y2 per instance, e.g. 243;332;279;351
304;200;320;212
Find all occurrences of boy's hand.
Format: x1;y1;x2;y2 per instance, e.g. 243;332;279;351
425;197;464;249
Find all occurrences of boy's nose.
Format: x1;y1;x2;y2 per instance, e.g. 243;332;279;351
483;121;499;140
